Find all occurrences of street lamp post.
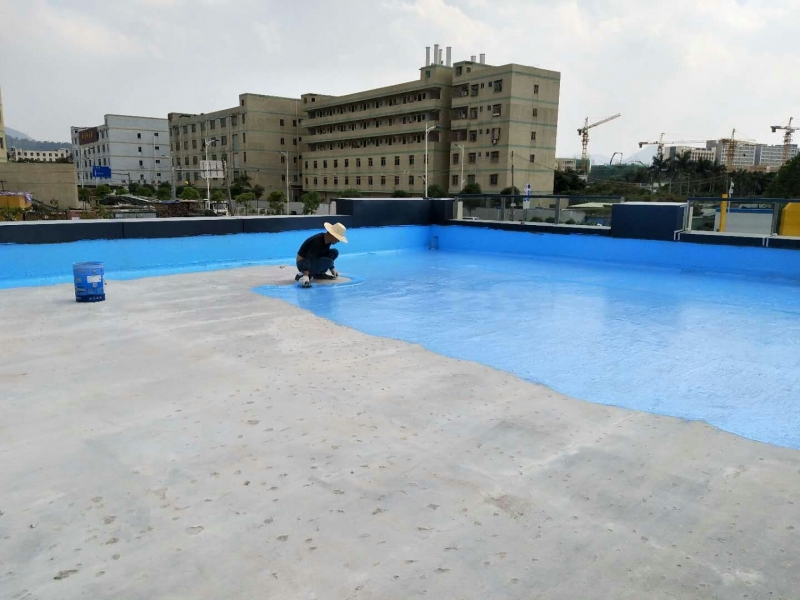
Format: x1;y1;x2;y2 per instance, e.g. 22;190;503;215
424;122;441;198
204;137;218;209
456;143;465;190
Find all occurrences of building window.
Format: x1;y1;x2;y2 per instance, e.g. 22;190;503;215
368;176;374;186
194;172;199;181
137;133;142;139
183;141;189;150
530;154;535;163
244;152;247;163
241;114;246;124
490;151;499;163
534;84;539;94
139;160;144;167
280;119;285;126
531;131;537;141
334;176;339;185
292;119;297;127
452;153;459;165
210;121;216;130
313;160;318;168
280;138;285;145
305;177;309;185
380;157;386;166
344;176;349;185
221;135;228;145
191;140;197;149
469;131;477;142
468;153;476;164
184;157;189;165
490;174;498;186
220;117;227;127
334;159;338;168
409;155;415;165
284;174;288;182
356;158;362;167
294;175;298;182
381;176;386;186
201;122;205;132
155;145;160;150
231;115;238;126
394;156;400;166
493;80;503;92
470;108;478;119
408;175;414;185
157;173;161;177
138;146;142;153
281;154;286;164
492;104;502;117
394;176;400;185
305;160;309;169
368;158;373;167
452;175;458;186
323;160;327;168
345;159;350;168
532;108;538;118
455;66;462;76
314;177;318;185
356;176;361;185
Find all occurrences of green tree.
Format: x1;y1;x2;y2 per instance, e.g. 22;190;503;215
210;189;226;203
267;191;286;215
340;188;362;198
427;184;447;198
461;182;482;195
230;175;252;198
137;186;154;198
156;187;172;201
391;190;411;198
301;191;321;215
96;184;112;197
252;184;265;200
235;192;256;215
78;187;92;206
553;170;586;195
116;186;129;195
180;186;201;200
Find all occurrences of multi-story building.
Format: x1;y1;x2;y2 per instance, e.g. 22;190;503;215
708;139;757;170
0;85;6;163
449;56;560;195
665;145;715;162
9;147;71;162
301;65;453;200
71;115;169;187
301;47;561;200
556;157;588;172
168;94;302;200
755;143;798;168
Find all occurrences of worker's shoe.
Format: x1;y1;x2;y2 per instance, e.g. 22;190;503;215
330;267;339;279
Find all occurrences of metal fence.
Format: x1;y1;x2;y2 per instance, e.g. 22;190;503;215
456;194;622;227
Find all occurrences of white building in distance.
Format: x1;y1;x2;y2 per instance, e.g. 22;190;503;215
755;144;798;168
71;115;169;187
9;147;71;162
665;145;715;163
707;139;757;169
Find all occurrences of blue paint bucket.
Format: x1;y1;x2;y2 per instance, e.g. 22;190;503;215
73;262;105;303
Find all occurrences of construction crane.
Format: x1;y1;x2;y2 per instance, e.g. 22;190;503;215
577;113;621;171
770;117;798;164
638;133;708;161
717;129;755;171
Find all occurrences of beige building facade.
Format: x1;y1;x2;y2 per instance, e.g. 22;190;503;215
301;48;561;200
449;60;560;195
666;145;715;162
0;85;6;163
168;94;302;200
0;162;79;209
301;65;453;200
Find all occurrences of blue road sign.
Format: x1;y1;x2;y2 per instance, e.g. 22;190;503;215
92;166;112;179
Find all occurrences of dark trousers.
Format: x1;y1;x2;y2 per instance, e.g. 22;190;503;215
297;248;339;276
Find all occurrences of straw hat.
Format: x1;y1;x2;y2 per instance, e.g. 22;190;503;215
324;222;349;243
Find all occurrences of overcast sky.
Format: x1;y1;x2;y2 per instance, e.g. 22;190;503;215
1;0;798;159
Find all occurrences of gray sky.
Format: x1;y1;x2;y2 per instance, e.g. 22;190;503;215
1;0;798;159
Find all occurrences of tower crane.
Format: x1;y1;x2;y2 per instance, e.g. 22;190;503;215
770;117;798;164
577;113;621;172
638;133;708;161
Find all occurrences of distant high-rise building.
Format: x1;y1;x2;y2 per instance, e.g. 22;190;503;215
707;139;757;169
755;144;799;168
665;146;715;163
71;115;169;187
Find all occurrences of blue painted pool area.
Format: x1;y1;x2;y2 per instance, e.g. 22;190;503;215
3;224;800;448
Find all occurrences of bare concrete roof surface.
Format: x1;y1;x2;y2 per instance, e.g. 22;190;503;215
1;266;798;599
